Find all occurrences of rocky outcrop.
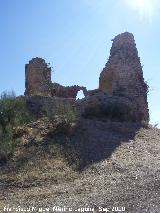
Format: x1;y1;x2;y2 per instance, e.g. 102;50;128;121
99;32;149;122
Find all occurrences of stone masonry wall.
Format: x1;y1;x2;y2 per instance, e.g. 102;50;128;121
25;58;88;98
25;58;52;96
99;32;149;122
24;32;149;123
51;83;87;98
26;96;75;118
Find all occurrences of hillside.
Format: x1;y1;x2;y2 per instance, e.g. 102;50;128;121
0;32;158;213
0;118;160;213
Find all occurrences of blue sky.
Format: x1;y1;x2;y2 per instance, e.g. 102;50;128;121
0;0;160;125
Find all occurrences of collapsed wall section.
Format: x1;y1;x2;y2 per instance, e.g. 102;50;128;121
51;83;87;99
24;57;87;99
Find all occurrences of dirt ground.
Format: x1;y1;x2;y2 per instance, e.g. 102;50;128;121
0;119;160;213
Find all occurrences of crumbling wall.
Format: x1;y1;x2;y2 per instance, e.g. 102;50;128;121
24;58;87;99
99;32;149;122
99;32;147;97
51;83;87;99
76;94;145;122
24;32;149;123
25;58;52;96
26;96;75;118
86;89;99;96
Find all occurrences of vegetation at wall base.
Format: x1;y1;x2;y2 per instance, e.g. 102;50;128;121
0;92;80;162
0;91;35;162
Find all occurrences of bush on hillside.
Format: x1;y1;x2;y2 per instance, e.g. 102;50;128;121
46;102;79;135
0;91;35;162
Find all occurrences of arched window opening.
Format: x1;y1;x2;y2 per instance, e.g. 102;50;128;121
76;90;85;100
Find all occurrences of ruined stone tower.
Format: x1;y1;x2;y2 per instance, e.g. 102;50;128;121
24;57;88;98
99;32;149;121
25;57;52;96
24;32;149;123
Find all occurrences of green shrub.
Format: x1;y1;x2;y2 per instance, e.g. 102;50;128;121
46;102;79;134
0;130;20;162
55;102;79;124
0;91;35;162
0;92;33;131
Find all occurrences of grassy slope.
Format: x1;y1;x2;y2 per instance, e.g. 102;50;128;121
0;119;160;213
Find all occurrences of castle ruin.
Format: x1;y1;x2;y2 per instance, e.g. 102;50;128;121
99;32;149;122
25;58;52;97
25;58;87;98
25;32;149;123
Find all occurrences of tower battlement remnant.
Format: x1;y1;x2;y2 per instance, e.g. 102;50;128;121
25;57;52;96
99;32;147;97
99;32;149;122
24;58;87;98
24;32;149;123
